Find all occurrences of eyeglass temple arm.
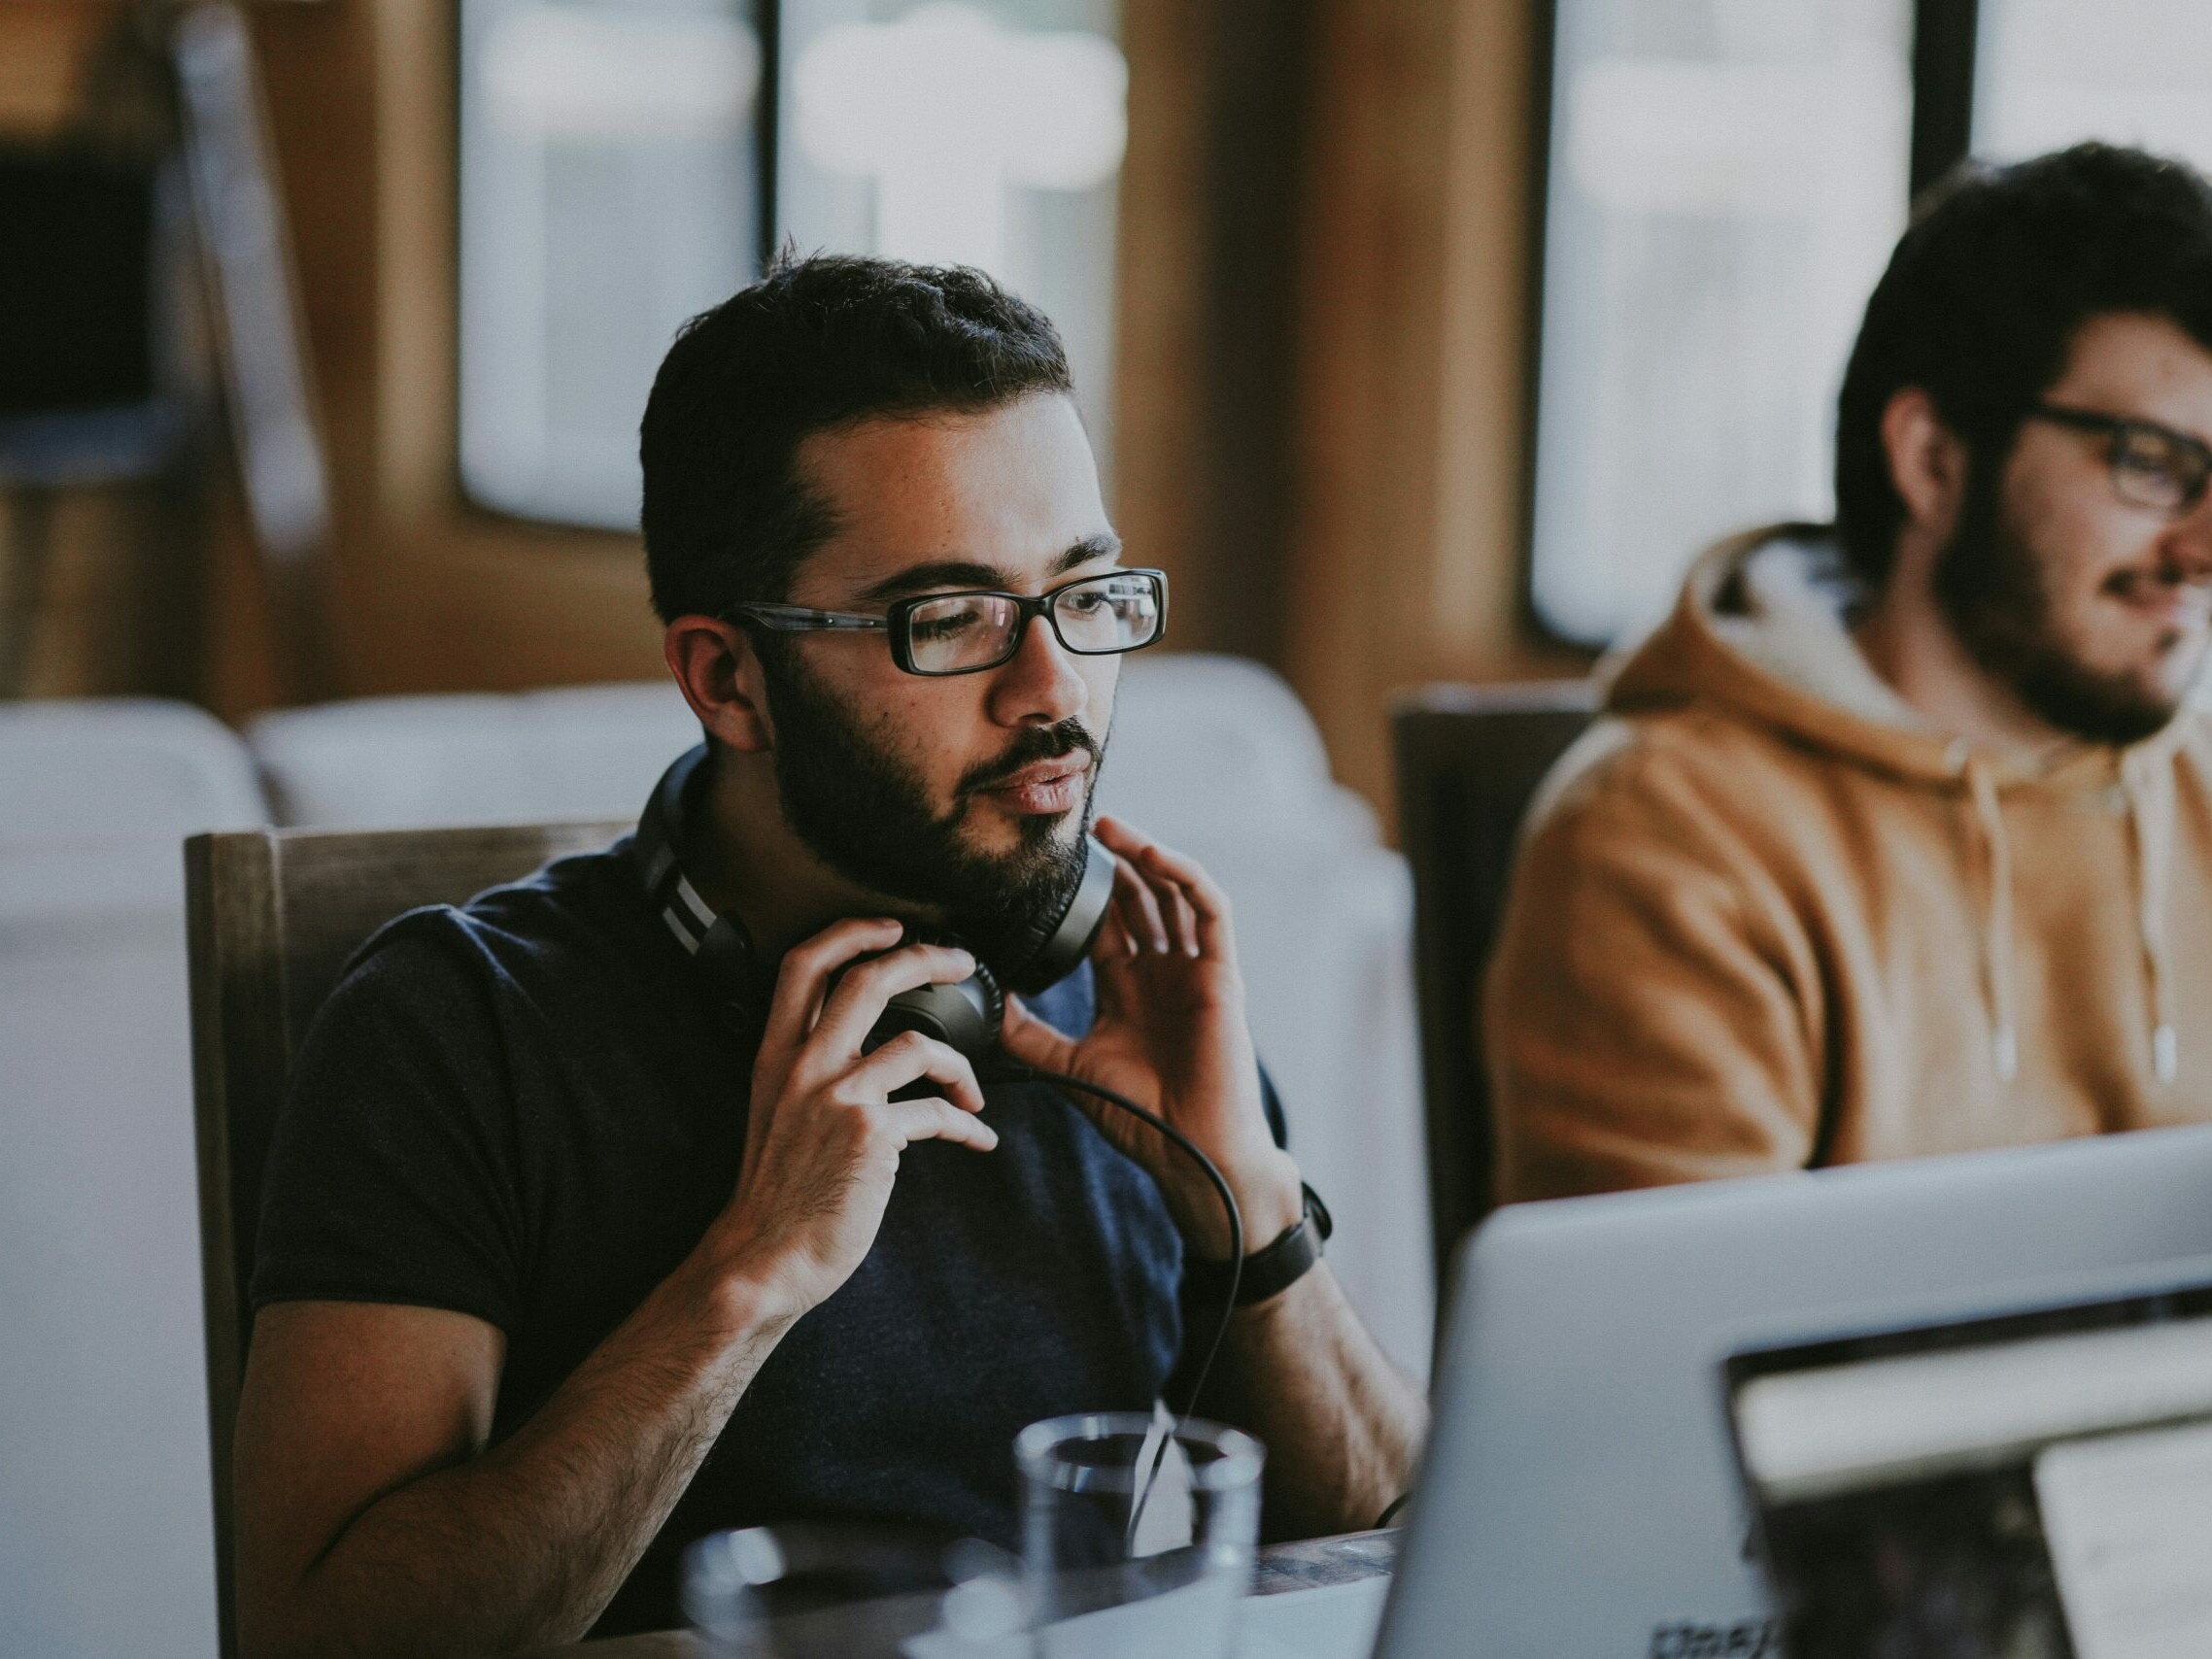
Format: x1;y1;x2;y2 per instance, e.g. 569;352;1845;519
727;604;888;632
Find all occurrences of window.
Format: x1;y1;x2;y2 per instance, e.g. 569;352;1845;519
456;0;1126;532
1529;0;2212;649
458;0;767;530
1974;0;2212;169
780;2;1125;487
1528;0;1915;646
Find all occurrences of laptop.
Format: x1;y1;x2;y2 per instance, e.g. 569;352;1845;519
1723;1259;2212;1659
1372;1124;2212;1659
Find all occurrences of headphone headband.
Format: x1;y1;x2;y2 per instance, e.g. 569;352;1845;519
635;744;766;1029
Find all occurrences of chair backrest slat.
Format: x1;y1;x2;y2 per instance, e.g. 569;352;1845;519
184;819;629;1658
1390;682;1598;1284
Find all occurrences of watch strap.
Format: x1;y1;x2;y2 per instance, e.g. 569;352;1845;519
1186;1183;1332;1308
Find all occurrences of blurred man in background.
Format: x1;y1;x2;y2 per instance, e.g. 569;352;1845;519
1489;143;2212;1201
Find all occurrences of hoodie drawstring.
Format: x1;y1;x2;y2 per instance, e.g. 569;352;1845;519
2123;753;2181;1085
1959;750;2179;1090
1962;759;2021;1083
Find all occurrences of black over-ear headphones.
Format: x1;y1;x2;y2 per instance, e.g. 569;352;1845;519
634;742;1273;1541
634;743;1117;1058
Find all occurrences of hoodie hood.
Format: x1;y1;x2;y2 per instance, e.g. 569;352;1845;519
1609;523;2191;1085
1606;523;2195;789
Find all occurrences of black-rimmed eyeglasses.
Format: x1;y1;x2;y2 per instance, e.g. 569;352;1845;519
2027;401;2212;517
726;568;1170;677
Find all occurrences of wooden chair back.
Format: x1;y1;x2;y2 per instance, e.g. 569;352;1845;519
1390;682;1598;1282
183;820;628;1657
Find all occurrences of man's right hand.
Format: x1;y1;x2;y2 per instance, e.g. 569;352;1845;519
698;918;997;1323
234;919;995;1659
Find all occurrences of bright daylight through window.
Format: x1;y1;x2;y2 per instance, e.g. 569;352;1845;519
1529;0;1914;647
457;0;1125;532
782;1;1125;490
1973;0;2212;170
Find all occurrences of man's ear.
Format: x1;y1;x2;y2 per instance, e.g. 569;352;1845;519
664;617;775;753
1880;386;1970;544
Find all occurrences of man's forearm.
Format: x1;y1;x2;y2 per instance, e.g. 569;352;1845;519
246;1262;793;1659
1207;1265;1426;1540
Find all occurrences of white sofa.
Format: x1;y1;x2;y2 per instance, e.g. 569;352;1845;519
0;700;261;1659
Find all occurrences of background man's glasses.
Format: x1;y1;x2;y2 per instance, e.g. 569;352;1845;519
2027;401;2212;516
727;568;1170;677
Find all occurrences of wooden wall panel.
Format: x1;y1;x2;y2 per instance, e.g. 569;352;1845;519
241;0;665;716
1117;0;1584;826
1281;0;1584;820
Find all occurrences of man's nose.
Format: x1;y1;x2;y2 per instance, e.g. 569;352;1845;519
986;608;1089;727
2161;495;2212;580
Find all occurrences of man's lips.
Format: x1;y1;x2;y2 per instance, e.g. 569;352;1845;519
973;754;1092;815
2105;571;2212;629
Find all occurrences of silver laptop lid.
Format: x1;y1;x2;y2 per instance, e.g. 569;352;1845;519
1376;1124;2212;1659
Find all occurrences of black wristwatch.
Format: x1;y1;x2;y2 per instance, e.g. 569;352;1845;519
1185;1183;1333;1307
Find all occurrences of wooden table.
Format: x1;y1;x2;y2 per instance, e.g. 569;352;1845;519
526;1530;1399;1657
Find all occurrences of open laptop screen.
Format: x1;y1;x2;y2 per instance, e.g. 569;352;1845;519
1725;1283;2212;1659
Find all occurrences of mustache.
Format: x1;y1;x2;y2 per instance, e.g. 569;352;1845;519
957;720;1102;796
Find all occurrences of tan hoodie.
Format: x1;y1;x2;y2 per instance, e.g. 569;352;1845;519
1486;525;2212;1203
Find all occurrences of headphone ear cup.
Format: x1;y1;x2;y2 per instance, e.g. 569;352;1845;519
868;959;1004;1065
973;960;1005;1046
1004;834;1117;995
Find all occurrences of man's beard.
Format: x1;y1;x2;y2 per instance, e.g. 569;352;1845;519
1934;466;2190;746
760;646;1103;988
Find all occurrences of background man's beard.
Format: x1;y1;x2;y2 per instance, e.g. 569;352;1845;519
761;649;1101;987
1933;470;2183;746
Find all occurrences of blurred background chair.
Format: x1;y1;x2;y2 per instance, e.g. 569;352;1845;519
0;698;263;1659
184;816;630;1659
1391;680;1597;1287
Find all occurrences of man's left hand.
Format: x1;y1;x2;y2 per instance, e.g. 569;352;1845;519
999;815;1305;1260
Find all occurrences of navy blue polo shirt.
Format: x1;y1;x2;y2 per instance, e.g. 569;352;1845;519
252;836;1283;1636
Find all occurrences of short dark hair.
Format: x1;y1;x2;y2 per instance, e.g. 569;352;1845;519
638;253;1074;622
1834;142;2212;586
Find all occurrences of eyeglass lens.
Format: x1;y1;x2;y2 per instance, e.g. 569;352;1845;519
2109;426;2210;513
902;574;1162;673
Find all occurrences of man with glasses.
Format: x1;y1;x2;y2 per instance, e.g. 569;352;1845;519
229;255;1422;1656
1488;143;2212;1202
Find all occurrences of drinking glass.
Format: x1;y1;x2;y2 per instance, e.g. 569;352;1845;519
1015;1413;1264;1659
682;1523;1022;1658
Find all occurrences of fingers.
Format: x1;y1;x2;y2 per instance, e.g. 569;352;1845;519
878;1094;1000;1154
1110;850;1172;955
1000;994;1078;1073
1095;815;1230;958
1133;838;1230;957
760;917;905;1068
1155;873;1200;957
843;1030;987;1117
806;941;978;1063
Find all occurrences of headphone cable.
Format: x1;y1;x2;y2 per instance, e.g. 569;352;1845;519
990;1062;1243;1550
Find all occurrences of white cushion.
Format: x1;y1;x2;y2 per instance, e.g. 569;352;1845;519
0;698;260;1659
1101;652;1378;848
249;682;699;828
0;697;262;846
